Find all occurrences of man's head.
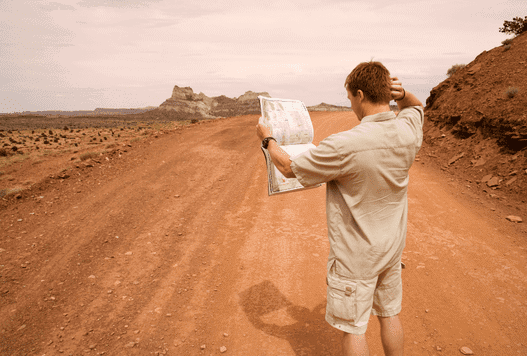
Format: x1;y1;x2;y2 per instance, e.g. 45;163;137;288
345;61;392;120
345;61;392;104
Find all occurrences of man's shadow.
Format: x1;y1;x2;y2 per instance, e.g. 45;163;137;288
239;280;342;355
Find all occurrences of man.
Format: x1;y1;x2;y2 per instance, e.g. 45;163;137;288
256;61;424;356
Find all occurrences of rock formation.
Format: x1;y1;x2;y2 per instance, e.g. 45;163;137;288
158;85;271;119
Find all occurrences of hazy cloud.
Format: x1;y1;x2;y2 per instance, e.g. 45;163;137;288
0;0;524;111
39;2;76;11
77;0;164;8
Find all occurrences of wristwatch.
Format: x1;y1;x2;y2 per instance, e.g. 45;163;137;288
261;136;277;149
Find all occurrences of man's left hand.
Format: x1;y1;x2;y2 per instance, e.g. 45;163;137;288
390;77;405;101
256;123;272;141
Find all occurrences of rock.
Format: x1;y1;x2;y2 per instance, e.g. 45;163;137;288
460;346;474;355
448;152;465;165
125;341;136;348
220;346;227;353
89;344;96;349
506;216;523;223
467;63;482;75
505;177;517;186
200;344;206;350
237;90;266;102
486;177;499;187
88;275;96;279
480;174;493;183
472;158;486;167
124;251;133;256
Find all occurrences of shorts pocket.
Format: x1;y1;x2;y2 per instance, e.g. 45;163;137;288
326;273;357;322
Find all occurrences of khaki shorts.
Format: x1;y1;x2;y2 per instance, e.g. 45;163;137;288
325;261;402;335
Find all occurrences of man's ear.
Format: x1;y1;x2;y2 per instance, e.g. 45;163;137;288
357;90;364;102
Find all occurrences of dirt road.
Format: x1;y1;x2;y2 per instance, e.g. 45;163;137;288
1;113;526;355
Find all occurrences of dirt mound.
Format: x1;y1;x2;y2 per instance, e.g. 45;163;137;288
422;32;527;206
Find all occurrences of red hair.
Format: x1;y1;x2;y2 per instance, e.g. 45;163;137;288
345;61;391;104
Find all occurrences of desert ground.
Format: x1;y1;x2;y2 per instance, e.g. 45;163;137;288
1;112;526;355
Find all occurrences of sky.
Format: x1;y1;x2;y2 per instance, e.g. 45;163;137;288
0;0;525;112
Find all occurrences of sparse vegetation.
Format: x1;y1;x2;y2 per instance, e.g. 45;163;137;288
0;153;29;168
501;38;513;45
499;16;527;36
505;87;519;98
504;44;512;51
0;187;23;198
0;148;10;157
447;64;466;77
80;152;98;161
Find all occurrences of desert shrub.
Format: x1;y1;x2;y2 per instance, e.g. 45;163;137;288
447;64;466;77
504;44;512;51
499;16;527;36
0;187;23;198
80;152;98;161
0;148;10;157
505;87;519;98
501;38;513;45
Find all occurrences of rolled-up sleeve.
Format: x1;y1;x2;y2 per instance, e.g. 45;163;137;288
290;136;342;187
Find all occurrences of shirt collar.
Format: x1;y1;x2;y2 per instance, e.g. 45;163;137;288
360;110;396;123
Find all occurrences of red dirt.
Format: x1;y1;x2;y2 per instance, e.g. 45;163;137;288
1;112;526;356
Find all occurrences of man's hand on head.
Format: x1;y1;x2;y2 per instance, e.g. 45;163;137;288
390;76;423;109
390;77;405;101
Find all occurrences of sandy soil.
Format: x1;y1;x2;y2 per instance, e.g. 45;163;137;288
1;112;526;355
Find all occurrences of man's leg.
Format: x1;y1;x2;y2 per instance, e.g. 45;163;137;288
342;332;369;356
378;315;404;356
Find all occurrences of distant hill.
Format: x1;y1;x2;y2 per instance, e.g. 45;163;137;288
307;102;351;112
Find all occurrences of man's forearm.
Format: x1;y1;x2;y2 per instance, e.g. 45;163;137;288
396;90;423;110
267;140;296;178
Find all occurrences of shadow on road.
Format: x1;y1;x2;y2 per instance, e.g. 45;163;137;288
239;280;342;355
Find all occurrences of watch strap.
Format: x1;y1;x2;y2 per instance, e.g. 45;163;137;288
262;137;277;149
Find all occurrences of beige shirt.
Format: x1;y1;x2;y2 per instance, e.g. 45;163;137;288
291;107;424;280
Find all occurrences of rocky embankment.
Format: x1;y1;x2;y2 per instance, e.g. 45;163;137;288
422;31;526;211
425;32;527;151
